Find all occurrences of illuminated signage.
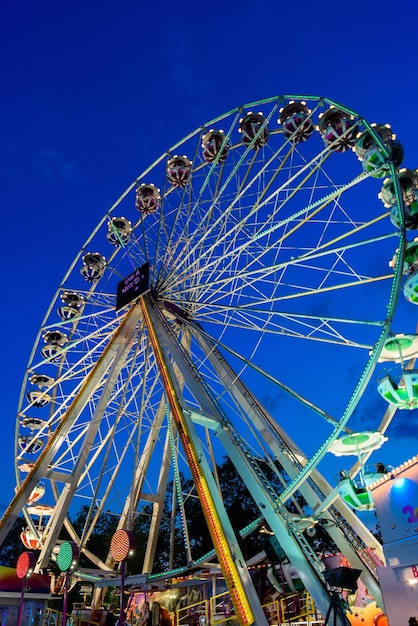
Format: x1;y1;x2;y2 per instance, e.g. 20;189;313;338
116;262;150;311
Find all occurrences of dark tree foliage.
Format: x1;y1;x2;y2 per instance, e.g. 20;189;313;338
143;455;340;575
0;456;342;578
148;457;269;574
70;506;119;567
130;505;158;574
216;457;265;559
0;516;26;566
304;522;339;556
68;503;175;575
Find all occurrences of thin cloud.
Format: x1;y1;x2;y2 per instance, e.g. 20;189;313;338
32;148;80;181
164;27;210;100
386;409;418;438
1;141;81;183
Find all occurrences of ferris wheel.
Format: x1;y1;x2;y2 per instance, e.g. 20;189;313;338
0;95;410;624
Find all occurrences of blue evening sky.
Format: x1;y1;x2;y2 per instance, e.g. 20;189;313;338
1;0;417;514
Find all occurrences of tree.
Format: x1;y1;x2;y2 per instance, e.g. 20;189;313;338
0;516;27;566
70;506;119;567
149;457;265;575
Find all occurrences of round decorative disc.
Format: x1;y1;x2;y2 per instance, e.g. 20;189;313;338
16;551;36;579
57;541;79;572
110;529;136;562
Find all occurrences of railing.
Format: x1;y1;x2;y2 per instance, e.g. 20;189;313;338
287;622;324;626
174;598;208;625
279;591;323;624
43;608;100;626
261;599;279;625
43;593;323;626
209;590;235;624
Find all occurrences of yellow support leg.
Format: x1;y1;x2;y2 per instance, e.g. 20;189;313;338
140;297;255;626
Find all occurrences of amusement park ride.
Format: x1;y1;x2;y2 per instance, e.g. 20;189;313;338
1;94;418;625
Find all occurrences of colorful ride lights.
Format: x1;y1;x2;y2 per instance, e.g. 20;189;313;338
57;541;79;572
16;551;36;626
110;530;136;626
57;542;80;626
109;529;136;562
16;551;36;579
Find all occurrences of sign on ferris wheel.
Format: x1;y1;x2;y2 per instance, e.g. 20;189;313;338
116;261;150;311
